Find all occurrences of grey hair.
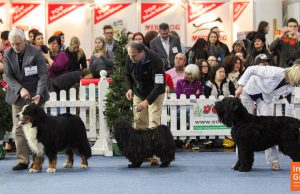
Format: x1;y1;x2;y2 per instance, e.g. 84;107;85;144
8;28;26;42
185;64;200;80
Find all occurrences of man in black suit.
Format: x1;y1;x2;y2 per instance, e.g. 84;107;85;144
150;23;182;70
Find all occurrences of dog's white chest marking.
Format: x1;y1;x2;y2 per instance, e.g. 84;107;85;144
22;123;45;157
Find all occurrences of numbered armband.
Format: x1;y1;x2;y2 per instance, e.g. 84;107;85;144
155;74;164;84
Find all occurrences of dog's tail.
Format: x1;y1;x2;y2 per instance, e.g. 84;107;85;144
72;115;92;158
154;125;176;161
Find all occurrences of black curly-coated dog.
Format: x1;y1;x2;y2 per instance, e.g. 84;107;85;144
114;120;176;168
215;97;300;172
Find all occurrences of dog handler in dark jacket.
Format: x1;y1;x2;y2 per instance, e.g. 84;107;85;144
124;41;165;129
235;60;300;171
124;42;165;165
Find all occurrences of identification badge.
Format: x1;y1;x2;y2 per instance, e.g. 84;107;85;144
24;66;38;76
155;74;164;84
172;47;179;53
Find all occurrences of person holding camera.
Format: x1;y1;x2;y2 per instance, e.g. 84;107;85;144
270;18;300;68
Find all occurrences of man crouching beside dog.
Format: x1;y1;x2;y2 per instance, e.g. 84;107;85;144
122;41;175;167
3;28;49;171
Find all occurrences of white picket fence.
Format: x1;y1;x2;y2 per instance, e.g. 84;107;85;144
43;78;300;156
44;78;112;156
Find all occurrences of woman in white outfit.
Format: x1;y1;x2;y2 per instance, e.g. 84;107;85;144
235;59;300;171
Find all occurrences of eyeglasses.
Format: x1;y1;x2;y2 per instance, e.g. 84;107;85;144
288;25;298;28
105;32;114;34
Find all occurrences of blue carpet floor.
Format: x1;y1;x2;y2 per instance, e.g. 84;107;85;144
0;152;293;194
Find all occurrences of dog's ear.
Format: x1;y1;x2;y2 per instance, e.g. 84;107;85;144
234;97;241;102
233;104;239;112
232;97;242;112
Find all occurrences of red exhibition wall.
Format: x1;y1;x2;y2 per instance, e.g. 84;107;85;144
0;0;253;57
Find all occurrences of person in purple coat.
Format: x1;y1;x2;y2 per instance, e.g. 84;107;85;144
176;64;202;98
44;35;69;78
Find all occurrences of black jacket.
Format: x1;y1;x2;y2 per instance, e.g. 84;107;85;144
65;47;87;72
49;71;81;93
124;49;165;104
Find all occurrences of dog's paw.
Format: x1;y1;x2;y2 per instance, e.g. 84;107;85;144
79;164;88;169
46;168;56;173
63;162;73;168
28;168;40;173
160;161;170;168
128;164;140;168
238;167;252;172
232;164;240;171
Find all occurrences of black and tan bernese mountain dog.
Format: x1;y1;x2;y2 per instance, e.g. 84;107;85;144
17;103;91;173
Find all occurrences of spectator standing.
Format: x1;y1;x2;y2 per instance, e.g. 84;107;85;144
144;30;158;49
169;30;187;54
186;38;208;64
127;32;134;44
207;31;228;64
257;21;270;49
210;27;230;57
132;32;145;45
103;25;116;56
270;18;300;68
150;23;182;70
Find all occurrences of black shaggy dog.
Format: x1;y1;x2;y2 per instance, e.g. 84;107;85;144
215;97;300;172
114;120;176;168
17;103;91;173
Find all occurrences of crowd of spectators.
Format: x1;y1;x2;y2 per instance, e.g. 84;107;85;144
1;17;300;155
